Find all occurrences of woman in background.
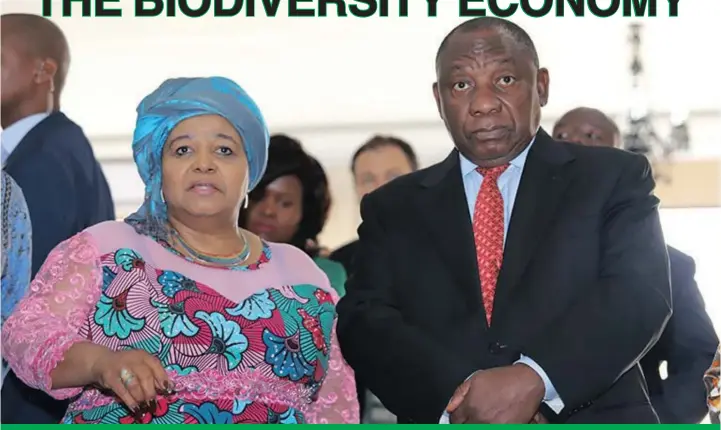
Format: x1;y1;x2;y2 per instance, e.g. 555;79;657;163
239;134;346;297
1;77;358;424
1;171;32;387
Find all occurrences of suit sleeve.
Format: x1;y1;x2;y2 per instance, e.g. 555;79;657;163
336;193;477;423
523;154;672;416
11;151;77;277
653;252;719;423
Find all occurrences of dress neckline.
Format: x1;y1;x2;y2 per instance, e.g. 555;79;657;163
155;236;272;272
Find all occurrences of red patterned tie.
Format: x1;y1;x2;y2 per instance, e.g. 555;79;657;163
473;164;509;325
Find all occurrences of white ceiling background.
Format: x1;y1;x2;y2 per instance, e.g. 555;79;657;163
2;0;719;141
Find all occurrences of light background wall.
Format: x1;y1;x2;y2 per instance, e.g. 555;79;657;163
2;0;719;328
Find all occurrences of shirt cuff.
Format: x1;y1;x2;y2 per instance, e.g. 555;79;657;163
439;411;450;424
516;355;564;414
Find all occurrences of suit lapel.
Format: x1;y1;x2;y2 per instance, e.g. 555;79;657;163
418;150;486;317
492;130;575;320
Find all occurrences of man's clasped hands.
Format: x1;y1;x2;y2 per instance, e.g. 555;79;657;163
446;363;550;424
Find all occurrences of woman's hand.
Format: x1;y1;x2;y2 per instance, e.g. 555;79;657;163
90;349;171;414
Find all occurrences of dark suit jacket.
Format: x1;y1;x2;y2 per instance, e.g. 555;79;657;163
2;112;115;424
641;246;718;423
336;130;672;424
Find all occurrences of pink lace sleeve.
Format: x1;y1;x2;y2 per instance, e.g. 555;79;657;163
304;319;360;424
1;231;102;399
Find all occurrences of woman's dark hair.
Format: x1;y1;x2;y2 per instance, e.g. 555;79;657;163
238;134;331;257
350;135;419;174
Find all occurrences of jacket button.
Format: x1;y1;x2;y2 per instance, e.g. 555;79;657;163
488;342;506;354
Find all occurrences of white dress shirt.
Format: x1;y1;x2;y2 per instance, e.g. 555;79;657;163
1;113;49;166
440;137;564;423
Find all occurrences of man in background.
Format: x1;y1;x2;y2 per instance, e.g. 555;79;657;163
330;135;418;423
553;106;719;423
1;13;115;423
331;135;418;277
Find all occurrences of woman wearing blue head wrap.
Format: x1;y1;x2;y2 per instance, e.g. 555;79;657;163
2;77;359;424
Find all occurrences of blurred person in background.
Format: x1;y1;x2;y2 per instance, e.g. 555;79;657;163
330;136;418;282
553;107;719;424
1;77;358;424
1;13;115;423
239;134;346;297
329;135;418;423
1;171;32;387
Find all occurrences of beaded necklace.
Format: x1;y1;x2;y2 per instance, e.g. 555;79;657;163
168;227;251;268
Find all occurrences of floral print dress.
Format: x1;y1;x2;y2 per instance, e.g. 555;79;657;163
706;346;720;423
1;221;358;424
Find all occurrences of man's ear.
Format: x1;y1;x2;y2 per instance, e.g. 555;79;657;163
34;59;58;86
432;82;443;118
537;67;549;107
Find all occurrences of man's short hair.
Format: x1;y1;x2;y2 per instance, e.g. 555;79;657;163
350;135;419;174
435;17;539;70
1;13;70;94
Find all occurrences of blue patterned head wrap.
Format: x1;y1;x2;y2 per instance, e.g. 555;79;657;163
124;77;269;240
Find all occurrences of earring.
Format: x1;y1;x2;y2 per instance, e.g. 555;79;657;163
161;191;166;204
243;196;248;209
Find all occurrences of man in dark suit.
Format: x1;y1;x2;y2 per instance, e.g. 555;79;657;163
553;107;719;423
336;17;672;424
1;14;115;423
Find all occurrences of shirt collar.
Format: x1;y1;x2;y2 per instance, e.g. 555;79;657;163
1;113;50;162
459;133;537;177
